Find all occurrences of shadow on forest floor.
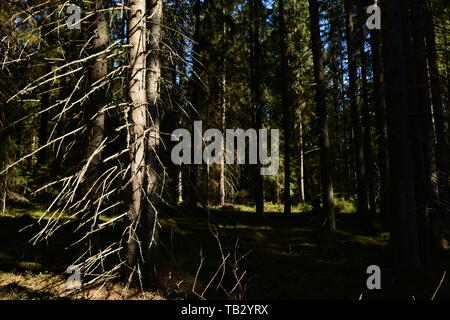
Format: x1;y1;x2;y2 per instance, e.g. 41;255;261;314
0;206;449;300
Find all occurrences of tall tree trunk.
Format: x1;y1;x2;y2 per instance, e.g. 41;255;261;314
219;1;227;207
85;0;108;182
298;110;305;203
184;0;202;209
81;0;109;258
344;0;368;217
250;0;264;214
425;0;450;249
125;0;149;285
381;0;422;270
358;5;375;217
37;84;50;165
145;0;163;282
410;0;434;268
308;0;335;230
279;0;291;214
369;27;389;224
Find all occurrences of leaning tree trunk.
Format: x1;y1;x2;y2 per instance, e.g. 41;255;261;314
308;0;335;230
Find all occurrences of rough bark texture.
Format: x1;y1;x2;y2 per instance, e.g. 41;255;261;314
145;0;163;283
85;0;108;180
125;0;148;285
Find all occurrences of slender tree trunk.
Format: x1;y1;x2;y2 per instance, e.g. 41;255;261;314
279;0;291;214
144;0;163;282
79;0;109;259
85;0;108;179
37;85;50;165
308;0;335;230
219;1;227;207
298;110;305;203
358;5;375;217
125;0;149;285
344;0;368;217
369;28;389;223
184;0;202;209
250;0;264;214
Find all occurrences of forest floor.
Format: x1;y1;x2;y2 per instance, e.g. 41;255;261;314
0;204;449;300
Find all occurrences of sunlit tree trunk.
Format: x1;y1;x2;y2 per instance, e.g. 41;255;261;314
144;0;163;282
125;0;148;284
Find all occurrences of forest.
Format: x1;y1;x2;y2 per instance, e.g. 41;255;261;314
0;0;449;300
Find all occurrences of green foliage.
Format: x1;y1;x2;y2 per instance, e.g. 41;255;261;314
334;196;356;214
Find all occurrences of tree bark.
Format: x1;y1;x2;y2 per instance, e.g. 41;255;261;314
298;110;305;203
344;0;368;217
250;0;264;214
381;0;422;270
219;1;227;207
144;0;163;282
125;0;149;285
369;28;389;224
308;0;335;230
279;0;291;214
85;0;108;185
358;5;375;217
